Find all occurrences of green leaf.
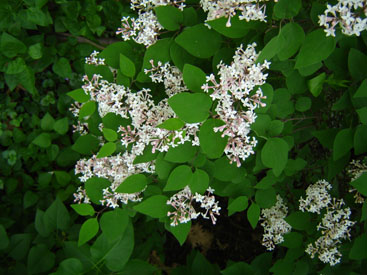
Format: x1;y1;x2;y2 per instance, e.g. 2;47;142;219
143;38;172;70
350;173;367;196
168;92;212;123
56;258;84;275
54;171;71;186
115;174;147;193
261;138;289;176
199;119;228;159
165;165;193;191
120;53;136;78
99;42;133;69
134;195;170;218
0;225;9;250
285;211;311;230
295;29;335;69
133;145;158;164
175;24;222;58
53;57;72;79
273;0;302;19
27;244;55;274
189;169;209;194
267;120;284;137
67;88;90;103
354;79;367;98
85;177;111;204
277;23;305;61
295;97;312;112
28;43;43;59
183;64;206;93
164;141;198;163
280;232;303;248
349;234;367;260
78;218;99;247
72;134;99;155
213;156;243;181
155;155;175;179
23;191;39;209
26;7;52;26
155;6;183;31
247;203;260;229
96;142;116;158
44;198;70;231
308;73;326;97
333;128;354;161
354;125;367;155
255;173;277;189
157;118;185;130
228;196;248;216
165;221;191;245
102;113;128;131
79;101;96;120
312;128;338;149
54;117;69;135
0;32;27;58
357;107;367;124
100;209;129;241
71;204;95;216
169;41;197;71
102;128;117;142
32;133;51;148
257;35;285;63
5;57;26;74
255;188;277;208
41;113;55;131
348;48;367;81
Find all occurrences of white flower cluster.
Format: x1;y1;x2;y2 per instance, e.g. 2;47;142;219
300;180;356;266
347;159;367;203
144;60;187;97
260;195;292;251
85;50;105;66
167;186;221;226
299;179;332;214
130;0;186;11
202;43;269;167
319;0;367;37
200;0;277;27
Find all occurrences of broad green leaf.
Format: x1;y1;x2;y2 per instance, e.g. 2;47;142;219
100;209;129;241
72;134;99;155
168;92;212;123
41;113;55;131
0;32;27;58
157;118;185;130
143;38;172;70
120;259;158;275
247;203;260;229
256;83;274;114
155;6;183;31
56;258;84;275
165;221;191;245
44;198;70;231
26;7;52;26
277;23;305;60
175;24;222;58
286;70;307;94
308;73;326;97
54;171;71;186
348;48;367;81
284;158;307;176
85;177;111;204
255;173;277;189
134;195;170;218
257;34;285;63
350;173;367;196
312;128;339;149
295;29;335;69
32;133;51;148
54;118;69;135
5;57;26;74
0;225;9;250
53;57;72;79
213;156;243;181
349;234;367;260
164;141;198;163
357;107;367;124
71;204;95;216
354;125;367;155
228;196;248;216
99;42;133;69
133;145;158;164
164;165;193;191
102;128;118;142
23;191;39;209
27;244;55;274
285;211;311;230
183;64;206;93
28;43;43;59
261;138;289;176
255;188;276;208
199;119;228;159
78;218;99;247
354;79;367;98
9;234;32;261
333;128;354;160
115;174;147;193
273;0;302;19
267;120;284;137
102;113;128;131
96;142;116;158
192;251;219;275
280;232;303;248
222;262;255;275
189;169;209;194
155;155;175;179
85;64;114;83
67;88;90;103
295;97;312;112
79;101;96;120
170;41;197;71
120;53;136;78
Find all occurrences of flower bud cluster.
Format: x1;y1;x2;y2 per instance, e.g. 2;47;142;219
202;43;269;167
167;186;221;226
300;180;356;266
200;0;277;27
260;195;292;251
319;0;367;37
85;51;105;66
